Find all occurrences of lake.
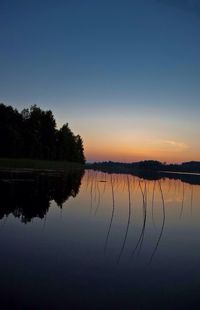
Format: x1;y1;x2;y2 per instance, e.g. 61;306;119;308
0;169;200;309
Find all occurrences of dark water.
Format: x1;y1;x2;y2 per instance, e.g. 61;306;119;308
0;169;200;309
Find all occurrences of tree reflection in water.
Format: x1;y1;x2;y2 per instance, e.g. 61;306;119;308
0;169;84;223
1;168;200;264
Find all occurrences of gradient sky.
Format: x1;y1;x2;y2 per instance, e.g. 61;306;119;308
1;0;200;163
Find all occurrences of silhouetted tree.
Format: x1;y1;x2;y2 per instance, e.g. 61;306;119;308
0;103;85;163
74;135;85;164
0;103;24;158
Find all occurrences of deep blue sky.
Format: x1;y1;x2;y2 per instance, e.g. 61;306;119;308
1;0;200;162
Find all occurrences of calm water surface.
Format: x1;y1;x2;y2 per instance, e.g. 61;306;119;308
0;169;200;309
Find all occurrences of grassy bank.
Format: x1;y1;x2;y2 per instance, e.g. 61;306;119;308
0;158;84;171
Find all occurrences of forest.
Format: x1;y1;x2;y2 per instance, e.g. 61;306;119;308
0;103;85;163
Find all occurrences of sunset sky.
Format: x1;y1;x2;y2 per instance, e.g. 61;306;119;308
1;0;200;163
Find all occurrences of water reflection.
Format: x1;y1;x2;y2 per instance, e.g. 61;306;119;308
0;169;84;223
131;181;147;258
117;176;131;263
0;169;199;262
1;169;200;308
149;181;166;264
83;170;200;264
104;174;115;254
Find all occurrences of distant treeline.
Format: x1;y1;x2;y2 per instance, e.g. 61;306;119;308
89;160;200;173
0;103;85;163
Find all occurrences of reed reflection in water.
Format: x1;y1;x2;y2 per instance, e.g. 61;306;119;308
0;169;200;267
1;169;200;308
83;170;200;264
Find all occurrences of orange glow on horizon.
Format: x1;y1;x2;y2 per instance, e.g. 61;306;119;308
72;113;200;164
84;139;200;164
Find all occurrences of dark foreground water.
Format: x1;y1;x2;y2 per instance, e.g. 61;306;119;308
0;169;200;309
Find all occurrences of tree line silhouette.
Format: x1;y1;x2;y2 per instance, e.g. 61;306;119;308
0;103;85;163
89;160;200;174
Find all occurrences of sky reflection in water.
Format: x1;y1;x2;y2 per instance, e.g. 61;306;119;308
0;169;200;309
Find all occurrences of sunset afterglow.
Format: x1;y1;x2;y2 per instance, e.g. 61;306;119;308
1;0;200;163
